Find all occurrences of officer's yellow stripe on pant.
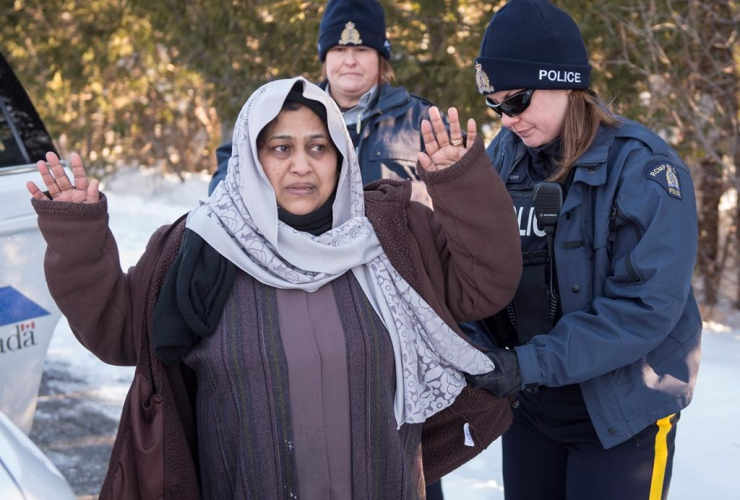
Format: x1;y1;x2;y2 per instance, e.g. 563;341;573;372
649;414;676;500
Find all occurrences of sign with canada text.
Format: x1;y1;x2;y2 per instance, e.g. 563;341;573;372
0;286;54;433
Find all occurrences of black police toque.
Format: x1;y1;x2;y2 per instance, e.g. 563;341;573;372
317;0;391;62
474;0;591;94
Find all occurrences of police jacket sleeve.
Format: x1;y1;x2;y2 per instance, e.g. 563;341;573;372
515;148;699;387
416;136;522;321
208;141;232;195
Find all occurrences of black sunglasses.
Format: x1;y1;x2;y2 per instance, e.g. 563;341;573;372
485;89;536;117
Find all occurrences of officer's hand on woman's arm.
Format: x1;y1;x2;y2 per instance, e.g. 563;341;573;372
465;348;522;397
26;152;100;204
418;106;476;171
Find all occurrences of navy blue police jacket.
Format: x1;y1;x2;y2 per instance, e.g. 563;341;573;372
209;81;433;193
487;118;702;449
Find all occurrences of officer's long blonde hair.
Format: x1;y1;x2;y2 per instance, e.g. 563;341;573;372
551;90;621;183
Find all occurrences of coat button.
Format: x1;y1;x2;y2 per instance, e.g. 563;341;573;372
588;167;596;174
375;151;381;157
571;285;580;293
608;426;618;435
564;213;571;220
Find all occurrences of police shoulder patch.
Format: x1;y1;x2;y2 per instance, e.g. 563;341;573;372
645;160;682;200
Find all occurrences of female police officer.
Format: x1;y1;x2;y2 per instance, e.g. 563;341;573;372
465;1;702;499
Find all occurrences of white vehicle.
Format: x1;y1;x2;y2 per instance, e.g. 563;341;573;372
0;51;62;435
0;410;76;500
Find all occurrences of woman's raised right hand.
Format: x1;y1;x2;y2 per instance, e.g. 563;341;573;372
27;152;100;204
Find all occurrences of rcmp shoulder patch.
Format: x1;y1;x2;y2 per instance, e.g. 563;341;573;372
645;161;682;200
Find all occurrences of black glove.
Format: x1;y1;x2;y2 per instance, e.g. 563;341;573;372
465;348;522;397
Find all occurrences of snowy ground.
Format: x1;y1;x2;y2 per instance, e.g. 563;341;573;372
31;167;740;499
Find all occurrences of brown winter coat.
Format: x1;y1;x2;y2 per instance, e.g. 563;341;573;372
34;137;521;500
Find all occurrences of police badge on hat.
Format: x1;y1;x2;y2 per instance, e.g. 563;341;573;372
339;21;363;45
646;161;682;200
475;62;495;94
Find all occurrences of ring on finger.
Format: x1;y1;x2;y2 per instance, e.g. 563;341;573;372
450;138;463;146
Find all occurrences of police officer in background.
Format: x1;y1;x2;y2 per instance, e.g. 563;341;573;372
465;1;702;499
209;0;435;207
209;1;446;497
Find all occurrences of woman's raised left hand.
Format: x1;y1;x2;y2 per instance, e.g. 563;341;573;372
418;106;477;172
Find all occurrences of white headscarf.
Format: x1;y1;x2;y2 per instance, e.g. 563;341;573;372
186;77;494;427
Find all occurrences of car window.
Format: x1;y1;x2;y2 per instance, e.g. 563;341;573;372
0;53;56;169
0;104;28;167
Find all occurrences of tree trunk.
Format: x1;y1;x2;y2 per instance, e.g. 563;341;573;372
698;159;722;305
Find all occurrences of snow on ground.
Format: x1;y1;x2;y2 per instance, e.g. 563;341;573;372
43;167;739;499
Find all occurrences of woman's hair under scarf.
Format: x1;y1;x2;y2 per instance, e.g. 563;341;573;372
185;76;494;428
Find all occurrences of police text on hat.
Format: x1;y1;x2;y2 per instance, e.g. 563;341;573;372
474;0;591;94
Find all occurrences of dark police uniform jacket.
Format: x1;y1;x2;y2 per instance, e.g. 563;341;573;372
486;118;702;449
209;82;433;193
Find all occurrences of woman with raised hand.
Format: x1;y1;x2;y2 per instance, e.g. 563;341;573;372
29;77;521;500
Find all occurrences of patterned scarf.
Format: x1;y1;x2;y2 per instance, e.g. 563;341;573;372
185;77;494;427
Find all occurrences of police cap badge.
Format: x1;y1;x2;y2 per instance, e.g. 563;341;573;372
475;62;495;94
339;21;363;45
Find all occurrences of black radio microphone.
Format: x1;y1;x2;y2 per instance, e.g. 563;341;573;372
533;182;563;231
533;182;563;326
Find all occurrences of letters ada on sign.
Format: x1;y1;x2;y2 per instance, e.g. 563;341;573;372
1;321;38;353
0;286;49;354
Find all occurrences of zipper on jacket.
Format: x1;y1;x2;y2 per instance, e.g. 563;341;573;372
491;138;501;169
355;108;383;158
611;203;643;283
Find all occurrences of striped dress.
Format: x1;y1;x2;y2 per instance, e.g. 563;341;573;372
183;272;425;500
